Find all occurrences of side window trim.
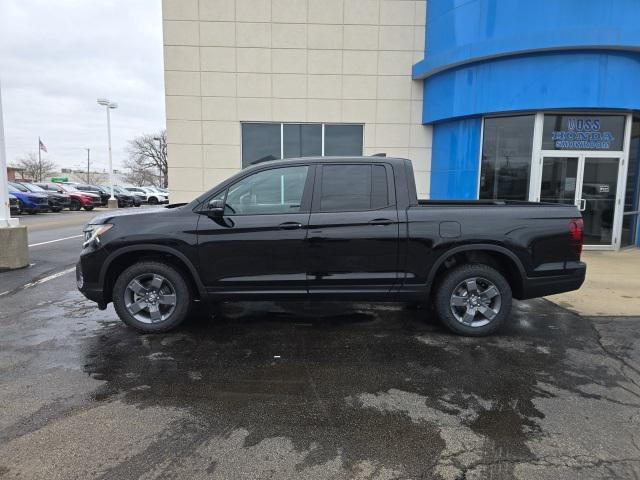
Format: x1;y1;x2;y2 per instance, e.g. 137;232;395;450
311;163;396;214
204;164;314;216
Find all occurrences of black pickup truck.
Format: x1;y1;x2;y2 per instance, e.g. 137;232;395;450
77;157;586;336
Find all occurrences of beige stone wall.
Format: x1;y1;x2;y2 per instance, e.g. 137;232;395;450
163;0;430;203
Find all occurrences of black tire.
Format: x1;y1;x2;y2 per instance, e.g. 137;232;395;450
113;261;192;333
434;263;512;337
83;206;94;211
148;197;158;205
70;200;81;211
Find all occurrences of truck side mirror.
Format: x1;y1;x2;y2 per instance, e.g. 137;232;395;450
207;199;225;217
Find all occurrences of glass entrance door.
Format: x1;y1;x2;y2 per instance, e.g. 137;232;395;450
536;155;623;248
580;158;620;246
540;157;579;205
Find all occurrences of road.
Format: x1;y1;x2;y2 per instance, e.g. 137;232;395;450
0;212;639;479
0;210;95;296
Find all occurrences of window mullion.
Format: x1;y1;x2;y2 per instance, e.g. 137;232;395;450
280;123;284;159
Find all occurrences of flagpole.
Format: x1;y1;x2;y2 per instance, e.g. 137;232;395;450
38;136;42;182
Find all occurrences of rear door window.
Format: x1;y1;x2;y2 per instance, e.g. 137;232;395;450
317;164;390;212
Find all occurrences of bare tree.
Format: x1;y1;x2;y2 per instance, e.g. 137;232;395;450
11;152;57;182
122;157;161;187
126;130;167;187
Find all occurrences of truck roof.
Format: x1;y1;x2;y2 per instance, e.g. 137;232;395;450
245;156;407;168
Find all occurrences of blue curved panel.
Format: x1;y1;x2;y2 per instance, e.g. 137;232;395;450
430;117;481;199
413;0;640;79
423;51;640;124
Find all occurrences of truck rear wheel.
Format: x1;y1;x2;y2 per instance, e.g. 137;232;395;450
113;261;191;333
434;263;512;336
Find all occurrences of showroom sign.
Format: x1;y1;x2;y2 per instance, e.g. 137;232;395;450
542;114;625;151
551;118;613;149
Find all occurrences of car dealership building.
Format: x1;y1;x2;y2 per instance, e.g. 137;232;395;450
163;0;640;249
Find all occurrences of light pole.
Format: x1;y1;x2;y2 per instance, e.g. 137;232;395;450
86;148;90;184
97;98;118;208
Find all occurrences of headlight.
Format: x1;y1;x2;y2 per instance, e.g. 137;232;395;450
83;223;113;248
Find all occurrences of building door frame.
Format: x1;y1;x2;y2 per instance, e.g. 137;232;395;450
529;112;633;251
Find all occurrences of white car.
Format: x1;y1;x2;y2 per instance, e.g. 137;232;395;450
125;187;168;205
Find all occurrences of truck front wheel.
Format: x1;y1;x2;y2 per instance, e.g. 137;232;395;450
434;263;512;337
113;261;192;333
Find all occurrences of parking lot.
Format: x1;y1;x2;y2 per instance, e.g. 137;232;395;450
1;212;640;479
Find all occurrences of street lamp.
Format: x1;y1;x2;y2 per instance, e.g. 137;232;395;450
97;98;118;208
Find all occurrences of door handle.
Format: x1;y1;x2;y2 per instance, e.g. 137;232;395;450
369;218;394;226
278;221;303;230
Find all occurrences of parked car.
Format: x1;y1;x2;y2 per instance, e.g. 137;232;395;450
37;182;101;211
117;187;143;207
74;184;109;206
96;185;135;208
8;183;49;214
17;181;70;212
77;156;586;336
126;186;168;205
9;193;20;216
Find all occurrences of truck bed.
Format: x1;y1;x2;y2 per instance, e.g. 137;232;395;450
417;199;565;207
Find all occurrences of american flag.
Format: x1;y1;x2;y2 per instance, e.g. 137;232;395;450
39;138;47;153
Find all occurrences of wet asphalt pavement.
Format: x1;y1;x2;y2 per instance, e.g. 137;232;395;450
1;214;640;479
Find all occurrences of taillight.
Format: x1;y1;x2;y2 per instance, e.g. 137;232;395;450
569;218;584;258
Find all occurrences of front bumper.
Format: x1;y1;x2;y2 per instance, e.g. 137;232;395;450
76;249;109;308
25;203;48;212
520;262;586;300
49;198;69;209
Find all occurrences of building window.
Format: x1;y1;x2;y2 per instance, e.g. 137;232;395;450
480;115;535;201
542;114;626;151
324;124;364;156
241;123;281;166
241;123;363;168
622;116;640;247
283;124;322;159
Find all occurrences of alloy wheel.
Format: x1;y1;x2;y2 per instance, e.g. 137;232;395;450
449;276;502;328
124;273;177;324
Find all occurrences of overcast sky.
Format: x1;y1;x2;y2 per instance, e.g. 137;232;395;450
0;0;165;172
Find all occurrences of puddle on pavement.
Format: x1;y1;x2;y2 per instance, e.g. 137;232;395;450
68;297;636;478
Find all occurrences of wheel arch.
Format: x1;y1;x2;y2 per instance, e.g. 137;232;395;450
100;245;206;304
427;244;526;299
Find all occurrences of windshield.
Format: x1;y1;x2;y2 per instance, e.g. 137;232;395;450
10;182;29;192
7;184;19;193
22;183;46;193
60;184;79;192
